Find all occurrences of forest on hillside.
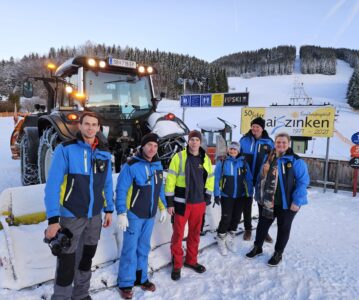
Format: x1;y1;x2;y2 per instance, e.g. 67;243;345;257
299;45;359;108
214;45;359;109
1;43;359;111
212;45;297;77
0;41;228;112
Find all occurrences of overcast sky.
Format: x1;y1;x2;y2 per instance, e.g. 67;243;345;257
0;0;358;62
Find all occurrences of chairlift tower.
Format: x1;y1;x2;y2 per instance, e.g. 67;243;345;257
290;77;313;105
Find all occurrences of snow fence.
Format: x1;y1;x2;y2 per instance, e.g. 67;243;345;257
0;173;221;290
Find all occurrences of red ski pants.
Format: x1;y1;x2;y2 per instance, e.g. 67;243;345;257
171;202;206;269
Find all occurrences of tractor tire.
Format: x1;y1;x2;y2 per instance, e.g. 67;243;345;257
158;136;186;170
38;127;59;184
20;133;40;186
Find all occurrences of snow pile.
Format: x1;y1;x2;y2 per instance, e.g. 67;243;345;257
0;213;118;290
147;112;187;138
197;118;226;131
0;196;222;290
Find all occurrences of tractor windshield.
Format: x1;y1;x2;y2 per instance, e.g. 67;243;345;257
85;70;153;119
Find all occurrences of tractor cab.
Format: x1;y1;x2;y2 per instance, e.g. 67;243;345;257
12;56;169;184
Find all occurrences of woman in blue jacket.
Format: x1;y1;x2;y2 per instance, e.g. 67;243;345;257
214;141;253;256
246;133;310;266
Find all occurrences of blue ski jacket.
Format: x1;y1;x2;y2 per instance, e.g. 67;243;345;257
240;130;274;184
116;152;166;219
214;155;253;198
44;134;114;223
255;148;310;208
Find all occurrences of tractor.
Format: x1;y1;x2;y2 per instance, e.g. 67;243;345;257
10;56;189;185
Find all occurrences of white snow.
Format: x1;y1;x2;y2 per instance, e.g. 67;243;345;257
0;117;21;192
1;58;359;299
197;118;226;131
0;189;358;299
147;112;187;138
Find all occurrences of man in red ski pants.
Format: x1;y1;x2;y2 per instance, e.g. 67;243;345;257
165;130;214;281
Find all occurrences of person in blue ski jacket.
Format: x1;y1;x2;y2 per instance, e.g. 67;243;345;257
246;132;310;266
213;141;253;256
44;111;114;300
116;133;167;300
239;117;274;242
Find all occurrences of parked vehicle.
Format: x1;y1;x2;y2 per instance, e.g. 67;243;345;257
10;56;188;185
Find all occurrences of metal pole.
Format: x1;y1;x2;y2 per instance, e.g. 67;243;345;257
323;137;330;193
182;79;186;122
182;107;186;123
353;169;358;197
334;160;339;193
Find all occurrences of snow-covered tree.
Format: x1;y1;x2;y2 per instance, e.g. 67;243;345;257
347;68;359;109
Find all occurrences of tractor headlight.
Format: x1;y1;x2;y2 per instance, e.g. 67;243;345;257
87;58;96;67
65;86;73;94
99;60;106;68
147;66;153;73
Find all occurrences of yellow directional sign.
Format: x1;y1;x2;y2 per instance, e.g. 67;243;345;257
241;107;265;134
241;106;336;137
211;94;224;107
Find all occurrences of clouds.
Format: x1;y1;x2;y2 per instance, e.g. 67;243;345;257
323;0;347;22
332;0;359;45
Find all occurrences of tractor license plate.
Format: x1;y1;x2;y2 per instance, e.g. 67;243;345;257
108;58;136;69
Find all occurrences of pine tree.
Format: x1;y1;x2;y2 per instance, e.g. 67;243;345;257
347;68;359;109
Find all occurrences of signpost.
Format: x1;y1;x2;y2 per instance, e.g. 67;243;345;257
241;105;336;193
180;92;249;108
350;132;359;197
349;157;359;168
180;91;249;125
350;145;359;158
240;106;335;137
351;132;359;145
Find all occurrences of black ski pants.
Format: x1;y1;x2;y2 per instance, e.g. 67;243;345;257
218;196;244;234
240;196;253;230
254;205;297;253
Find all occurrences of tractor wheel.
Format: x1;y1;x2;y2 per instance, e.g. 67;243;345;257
158;136;186;170
20;133;40;185
38;128;59;184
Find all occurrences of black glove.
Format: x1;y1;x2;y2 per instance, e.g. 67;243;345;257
166;195;174;207
204;194;212;206
213;196;221;207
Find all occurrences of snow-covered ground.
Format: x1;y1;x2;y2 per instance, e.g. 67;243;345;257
1;58;359;299
1;188;358;299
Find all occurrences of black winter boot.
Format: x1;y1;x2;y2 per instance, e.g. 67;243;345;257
267;251;282;267
184;262;206;273
245;245;263;259
171;268;181;281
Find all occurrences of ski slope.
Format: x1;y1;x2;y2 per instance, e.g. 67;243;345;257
158;59;358;160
